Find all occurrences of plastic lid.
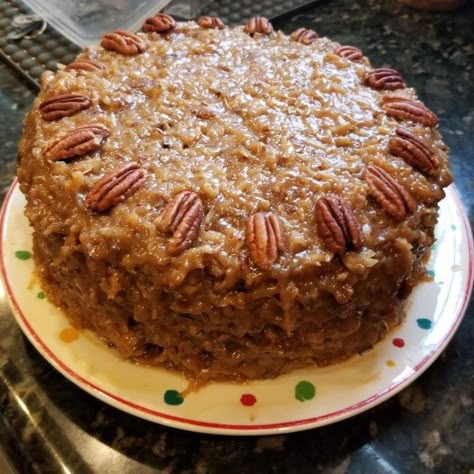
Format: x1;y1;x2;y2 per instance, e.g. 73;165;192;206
21;0;173;47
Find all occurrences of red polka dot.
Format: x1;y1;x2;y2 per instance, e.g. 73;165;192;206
392;337;405;348
240;393;257;406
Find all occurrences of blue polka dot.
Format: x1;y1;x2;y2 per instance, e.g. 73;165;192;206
417;318;432;330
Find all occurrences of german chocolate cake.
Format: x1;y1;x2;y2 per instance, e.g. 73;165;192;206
17;15;452;383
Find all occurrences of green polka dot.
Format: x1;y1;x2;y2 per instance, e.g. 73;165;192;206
37;292;46;299
295;381;316;402
15;250;32;261
451;225;456;230
164;389;183;406
431;243;437;251
427;270;435;278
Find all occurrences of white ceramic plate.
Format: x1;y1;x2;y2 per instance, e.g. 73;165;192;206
1;181;472;435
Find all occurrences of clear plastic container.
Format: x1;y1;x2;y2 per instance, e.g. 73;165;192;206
21;0;208;47
165;0;212;19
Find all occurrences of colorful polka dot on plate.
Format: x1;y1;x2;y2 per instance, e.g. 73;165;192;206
59;327;79;343
392;338;405;348
416;318;432;330
240;393;257;406
295;381;316;402
164;389;184;406
15;250;31;260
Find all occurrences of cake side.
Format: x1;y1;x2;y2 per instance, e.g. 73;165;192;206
17;18;452;382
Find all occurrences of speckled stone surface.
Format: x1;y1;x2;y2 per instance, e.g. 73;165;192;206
0;1;473;473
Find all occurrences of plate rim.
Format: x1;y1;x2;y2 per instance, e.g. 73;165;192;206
1;179;473;435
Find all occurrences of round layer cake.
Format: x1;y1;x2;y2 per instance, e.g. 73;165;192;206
17;15;452;383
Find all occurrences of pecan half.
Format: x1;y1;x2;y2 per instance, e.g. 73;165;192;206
142;13;176;33
39;93;91;121
389;128;437;175
101;30;147;55
315;195;363;253
43;124;110;161
365;68;406;90
243;17;273;35
363;165;416;221
382;94;438;127
156;191;203;256
197;16;225;29
65;58;106;72
334;45;364;61
290;28;319;45
246;213;285;270
86;163;146;212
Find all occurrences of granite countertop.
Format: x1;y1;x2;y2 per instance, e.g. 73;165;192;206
0;1;473;472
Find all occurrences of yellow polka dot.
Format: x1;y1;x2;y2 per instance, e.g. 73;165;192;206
59;327;79;343
385;359;396;367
